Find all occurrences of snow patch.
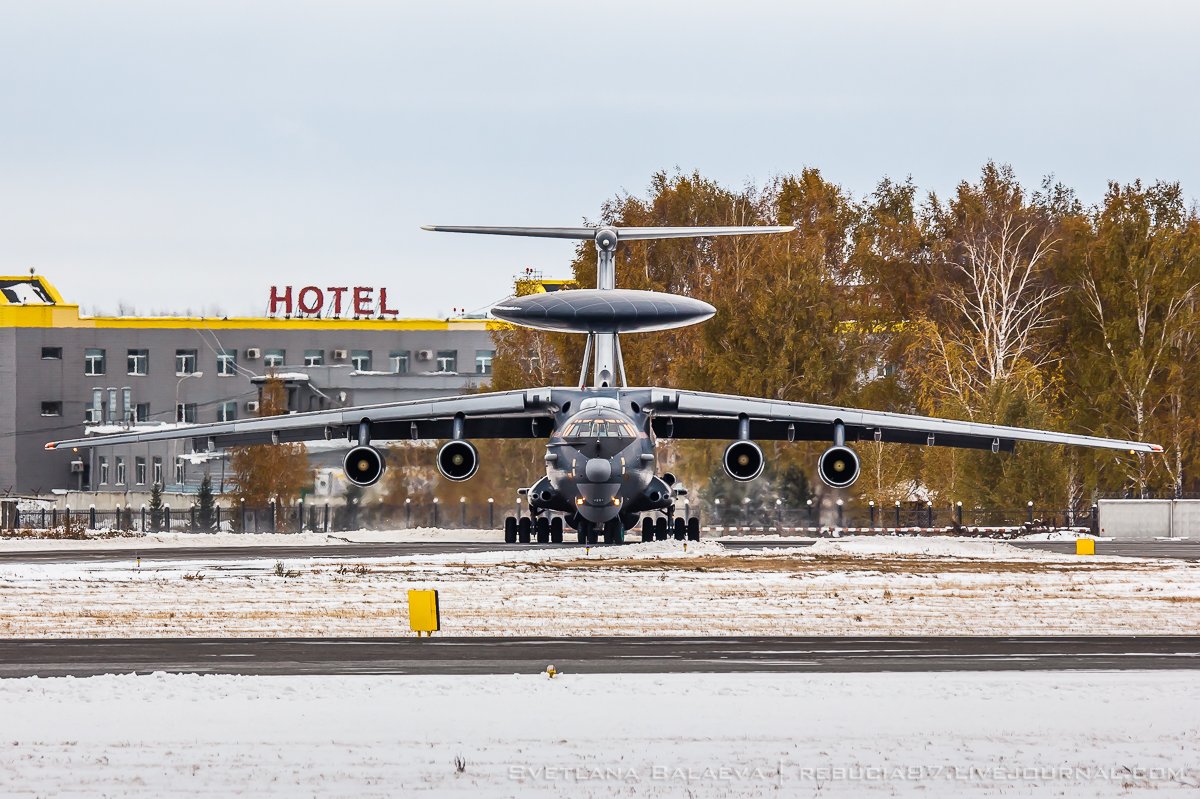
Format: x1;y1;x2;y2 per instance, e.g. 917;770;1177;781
807;535;1053;559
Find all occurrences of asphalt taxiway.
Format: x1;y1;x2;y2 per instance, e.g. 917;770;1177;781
1;636;1198;677
0;538;1196;563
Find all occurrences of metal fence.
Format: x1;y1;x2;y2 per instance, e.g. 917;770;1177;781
703;502;1097;534
1;498;1098;536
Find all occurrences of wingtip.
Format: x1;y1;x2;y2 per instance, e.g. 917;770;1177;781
44;442;56;451
779;225;796;233
420;224;436;231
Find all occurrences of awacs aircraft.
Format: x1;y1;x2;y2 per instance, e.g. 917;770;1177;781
47;225;1161;545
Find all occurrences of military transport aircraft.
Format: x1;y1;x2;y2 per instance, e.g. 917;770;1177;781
47;225;1161;545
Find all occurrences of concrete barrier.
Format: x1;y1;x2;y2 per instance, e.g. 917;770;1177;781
1098;499;1199;539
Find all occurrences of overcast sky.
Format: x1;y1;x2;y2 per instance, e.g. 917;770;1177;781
1;0;1197;317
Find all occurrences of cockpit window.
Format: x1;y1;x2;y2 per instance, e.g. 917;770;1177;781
562;417;637;438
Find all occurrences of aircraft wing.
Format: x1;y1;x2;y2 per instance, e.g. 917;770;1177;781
646;389;1162;454
44;388;560;452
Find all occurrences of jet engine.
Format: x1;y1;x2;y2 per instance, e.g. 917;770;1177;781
343;445;385;487
818;445;860;489
437;440;479;481
723;440;765;481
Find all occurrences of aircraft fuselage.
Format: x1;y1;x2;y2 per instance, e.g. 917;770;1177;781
526;395;673;531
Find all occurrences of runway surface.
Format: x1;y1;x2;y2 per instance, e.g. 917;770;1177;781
2;636;1199;677
1;538;1197;563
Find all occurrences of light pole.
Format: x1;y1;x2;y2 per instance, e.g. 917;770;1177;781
172;372;203;490
175;371;204;422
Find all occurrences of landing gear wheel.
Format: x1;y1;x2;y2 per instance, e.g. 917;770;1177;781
687;516;701;542
550;517;564;544
673;518;686;541
641;518;654;542
503;516;517;544
518;517;532;544
654;517;668;541
604;519;625;545
535;516;550;544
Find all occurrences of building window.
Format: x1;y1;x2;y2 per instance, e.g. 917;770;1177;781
98;457;109;485
388;351;409;374
152;457;163;486
217;351;237;376
88;389;103;423
135;402;150;422
175;349;198;375
127;349;149;376
40;401;62;417
304;349;324;367
122;388;133;423
435;350;457;373
264;349;285;368
475;349;495;375
41;346;62;360
115;457;126;486
135;457;147;486
84;348;106;376
176;403;197;423
350;350;372;371
218;400;237;422
175;458;185;485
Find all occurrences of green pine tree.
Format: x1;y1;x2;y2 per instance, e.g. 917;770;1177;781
197;474;215;532
149;482;164;533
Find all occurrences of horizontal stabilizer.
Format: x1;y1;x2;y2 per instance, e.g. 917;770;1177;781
422;224;795;240
616;226;794;240
421;225;595;239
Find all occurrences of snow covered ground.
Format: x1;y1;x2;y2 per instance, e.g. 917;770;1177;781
1;671;1197;797
0;527;502;550
1;537;1197;637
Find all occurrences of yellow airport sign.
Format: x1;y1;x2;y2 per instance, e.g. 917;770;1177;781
408;589;441;635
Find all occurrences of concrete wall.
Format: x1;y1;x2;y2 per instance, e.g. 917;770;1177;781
1098;499;1200;539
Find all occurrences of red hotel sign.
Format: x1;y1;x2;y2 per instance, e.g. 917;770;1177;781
268;285;399;317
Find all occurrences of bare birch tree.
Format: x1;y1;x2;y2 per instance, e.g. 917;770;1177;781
925;215;1065;412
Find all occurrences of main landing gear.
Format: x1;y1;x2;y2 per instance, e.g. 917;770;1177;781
504;514;699;545
640;516;701;542
504;515;564;545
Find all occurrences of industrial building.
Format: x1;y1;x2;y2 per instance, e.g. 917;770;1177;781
0;275;500;497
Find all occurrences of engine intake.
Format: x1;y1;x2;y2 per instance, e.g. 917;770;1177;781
723;440;765;482
818;445;860;489
343;445;385;487
437;440;479;482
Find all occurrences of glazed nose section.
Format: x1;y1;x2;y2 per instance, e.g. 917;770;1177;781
584;458;612;483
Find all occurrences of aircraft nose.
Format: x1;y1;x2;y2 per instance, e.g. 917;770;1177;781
584;458;612;482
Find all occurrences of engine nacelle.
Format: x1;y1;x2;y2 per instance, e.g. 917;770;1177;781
437;440;479;482
344;445;385;487
723;440;765;482
818;445;860;489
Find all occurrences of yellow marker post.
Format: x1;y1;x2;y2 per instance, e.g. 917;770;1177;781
1076;538;1095;556
408;589;440;636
